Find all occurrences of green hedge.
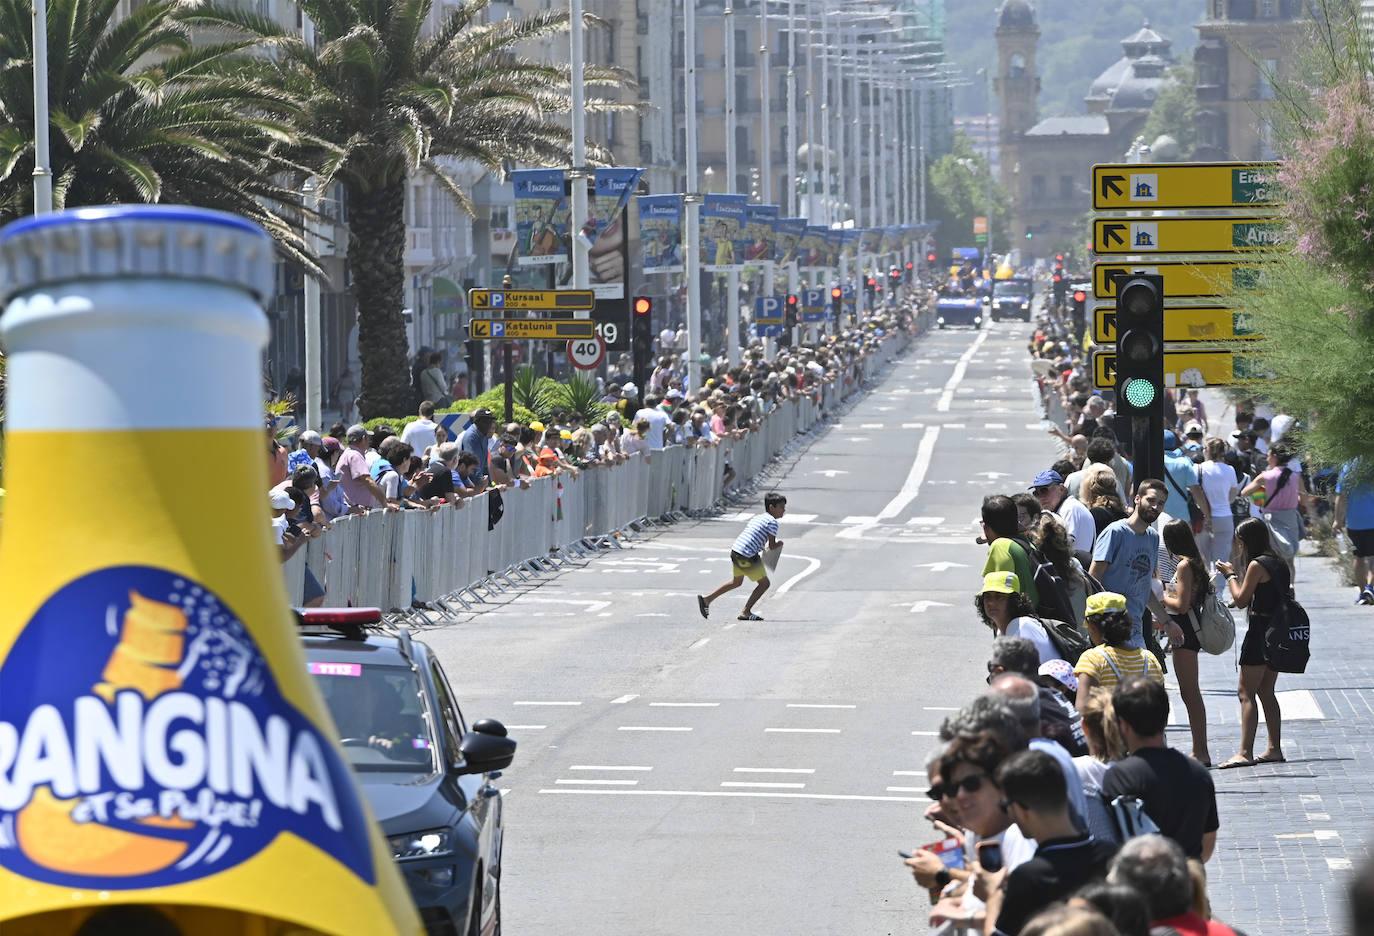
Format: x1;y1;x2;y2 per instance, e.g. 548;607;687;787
360;395;540;437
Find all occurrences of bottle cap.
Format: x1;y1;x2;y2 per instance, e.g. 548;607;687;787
0;205;274;307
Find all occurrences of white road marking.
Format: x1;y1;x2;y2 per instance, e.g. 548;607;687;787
886;787;925;793
911;730;940;736
619;726;694;732
874;426;941;521
907;600;952;613
570;765;653;771
765;727;841;734
1328;858;1355;871
722;781;806;789
776;554;823;594
515;597;611;614
937;329;989;411
734;767;816;774
984;422;1007;429
906;516;945;526
914;561;967;573
1026;422;1045;430
945;423;966;429
841;515;879;524
902;422;926;429
514;701;582;706
923;706;961;712
812;469;849;478
786;703;856;709
556;778;640;786
539;789;930;803
506;725;547;730
688;637;711;650
892;770;925;776
636;613;670;618
860;423;884;429
650;701;720;707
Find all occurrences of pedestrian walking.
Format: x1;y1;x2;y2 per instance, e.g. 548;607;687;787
698;493;786;622
1216;518;1288;769
1197;438;1240;567
1334;458;1374;605
1160;519;1213;768
1241;446;1305;581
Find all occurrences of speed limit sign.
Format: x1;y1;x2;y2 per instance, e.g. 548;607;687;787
566;336;605;370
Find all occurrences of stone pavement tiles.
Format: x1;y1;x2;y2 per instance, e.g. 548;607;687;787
1173;547;1370;934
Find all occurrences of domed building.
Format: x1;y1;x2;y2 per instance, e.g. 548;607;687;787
994;2;1178;256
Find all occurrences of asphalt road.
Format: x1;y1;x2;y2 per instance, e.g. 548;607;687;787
422;320;1057;935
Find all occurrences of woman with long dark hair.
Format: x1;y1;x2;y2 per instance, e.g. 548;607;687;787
1030;513;1089;627
975;572;1063;664
1216;517;1287;768
1161;519;1212;767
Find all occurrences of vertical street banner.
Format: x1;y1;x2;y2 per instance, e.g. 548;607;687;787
743;204;780;265
841;229;860;264
512;169;569;265
638;194;683;274
860;228;883;257
701;193;748;272
824;230;843;270
584;168;644;298
775;217;806;267
882;226;902;256
800;226;829;269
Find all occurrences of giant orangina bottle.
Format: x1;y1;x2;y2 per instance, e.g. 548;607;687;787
0;207;420;934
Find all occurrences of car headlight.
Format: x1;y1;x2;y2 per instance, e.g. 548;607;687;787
389;828;454;859
1021;302;1029;309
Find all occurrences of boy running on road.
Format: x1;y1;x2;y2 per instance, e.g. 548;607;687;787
699;493;787;621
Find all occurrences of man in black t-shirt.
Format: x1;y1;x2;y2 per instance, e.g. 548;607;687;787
1102;677;1219;861
985;750;1118;935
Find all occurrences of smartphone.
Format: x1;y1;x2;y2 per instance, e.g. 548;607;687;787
977;840;1003;873
898;850;914;860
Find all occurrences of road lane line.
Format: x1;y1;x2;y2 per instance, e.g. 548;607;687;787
937;329;989;411
538;789;930;803
569;765;653;771
555;779;640;786
734;768;816;774
619;726;694;732
923;706;960;711
911;730;939;736
775;554;822;594
786;703;856;709
609;694;639;704
886;787;925;793
765;728;841;734
722;781;806;789
861;425;940;524
506;725;547;730
514;701;583;706
892;771;924;776
650;702;721;707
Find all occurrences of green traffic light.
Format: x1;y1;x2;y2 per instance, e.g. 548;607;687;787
1123;377;1158;409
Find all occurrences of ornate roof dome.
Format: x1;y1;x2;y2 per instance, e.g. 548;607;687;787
1086;58;1132;102
1086;20;1176;114
997;0;1036;29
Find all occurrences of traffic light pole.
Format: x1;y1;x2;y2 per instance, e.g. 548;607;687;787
683;0;703;391
1112;273;1166;489
725;2;741;367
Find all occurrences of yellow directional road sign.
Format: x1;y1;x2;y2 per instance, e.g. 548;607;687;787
1092;349;1258;391
1093;217;1283;255
1093;162;1279;210
1092;261;1262;299
1092;306;1262;344
468;319;596;340
468;288;596;311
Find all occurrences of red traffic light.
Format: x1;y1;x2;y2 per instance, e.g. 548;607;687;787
926;252;937;263
866;277;876;288
785;294;799;308
1055;254;1064;262
1053;273;1063;283
830;286;843;300
633;296;652;316
1072;290;1087;303
905;261;914;271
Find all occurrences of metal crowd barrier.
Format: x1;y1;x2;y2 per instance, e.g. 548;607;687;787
283;332;911;609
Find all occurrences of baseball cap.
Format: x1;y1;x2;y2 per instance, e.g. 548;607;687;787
472;407;496;422
298;429;323;447
322;436;342;453
666;388;684;400
1085;592;1128;618
1184;421;1204;437
1163;429;1180;450
345;423;368;442
981;571;1020;595
1030;469;1064;490
560;429;573;440
529;421;545;432
622;382;638;396
1038;659;1079;693
270;490;294;510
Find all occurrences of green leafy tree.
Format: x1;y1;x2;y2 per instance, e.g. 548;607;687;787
926;132;1010;256
191;0;631;419
0;0;306;252
1139;65;1196;157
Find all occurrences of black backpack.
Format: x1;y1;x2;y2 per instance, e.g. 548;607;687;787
1038;617;1092;665
1013;537;1078;625
1260;559;1310;673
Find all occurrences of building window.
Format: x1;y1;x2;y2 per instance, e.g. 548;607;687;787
1258;0;1277;16
1210;0;1225;18
1008;53;1026;79
1031;175;1046;204
1257;57;1279;100
1059;175;1073;200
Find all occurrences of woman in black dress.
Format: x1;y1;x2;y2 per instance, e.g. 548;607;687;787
1161;519;1212;767
1216;517;1288;769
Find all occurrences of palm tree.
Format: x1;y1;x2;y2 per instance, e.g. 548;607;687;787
188;0;631;418
0;0;308;254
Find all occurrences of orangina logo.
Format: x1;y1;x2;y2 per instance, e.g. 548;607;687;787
0;566;374;888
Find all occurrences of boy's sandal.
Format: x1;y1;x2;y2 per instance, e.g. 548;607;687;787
738;612;763;621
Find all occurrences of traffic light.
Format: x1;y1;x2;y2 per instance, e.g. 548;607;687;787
784;293;799;331
864;276;876;305
830;285;843;318
1112;272;1165;485
904;260;914;283
1053;272;1067;307
631;295;654;396
925;251;937;265
1071;287;1087;340
888;266;902;289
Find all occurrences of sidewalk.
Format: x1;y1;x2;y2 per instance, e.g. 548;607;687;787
1193;545;1369;934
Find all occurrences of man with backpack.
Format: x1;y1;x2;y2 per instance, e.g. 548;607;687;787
1090;480;1167;651
983;495;1041;609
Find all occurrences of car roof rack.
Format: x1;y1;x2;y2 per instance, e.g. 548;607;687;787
294;607;384;642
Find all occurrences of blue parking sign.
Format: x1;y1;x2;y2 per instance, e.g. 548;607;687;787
755;324;784;337
491;293;505;308
492;321;505;337
754;295;783;323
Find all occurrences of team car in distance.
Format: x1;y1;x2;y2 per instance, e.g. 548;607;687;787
988;276;1035;322
935;288;985;329
299;609;515;936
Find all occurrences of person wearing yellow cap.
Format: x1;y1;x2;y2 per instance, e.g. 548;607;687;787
976;572;1063;666
1072;592;1164;712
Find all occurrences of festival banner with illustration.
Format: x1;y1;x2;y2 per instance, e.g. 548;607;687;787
800;226;829;269
774;217;806;267
701;194;749;272
882;226;903;255
841;229;860;262
582;168;643;299
860;228;883;256
512;169;569;265
824;230;843;269
743;204;780;266
638;194;684;274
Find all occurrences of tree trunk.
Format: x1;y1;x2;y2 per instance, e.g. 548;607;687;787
347;177;413;419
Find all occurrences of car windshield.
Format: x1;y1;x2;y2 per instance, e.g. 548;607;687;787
994;281;1031;299
309;660;437;773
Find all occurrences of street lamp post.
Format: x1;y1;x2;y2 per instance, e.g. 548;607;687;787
725;1;740;367
569;0;589;289
30;0;53;214
759;0;775;325
303;178;322;430
684;0;703;391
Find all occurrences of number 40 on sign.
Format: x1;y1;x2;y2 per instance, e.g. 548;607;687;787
567;337;605;371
